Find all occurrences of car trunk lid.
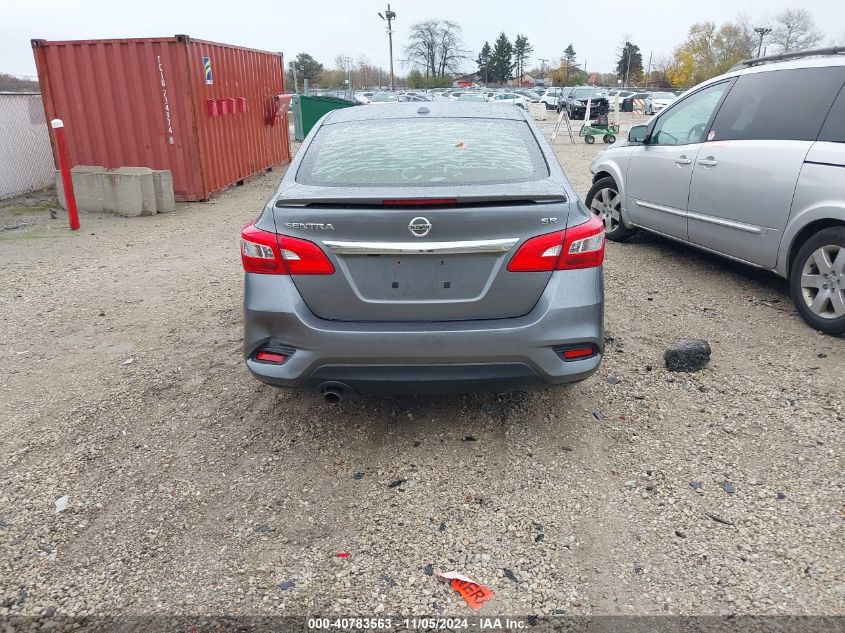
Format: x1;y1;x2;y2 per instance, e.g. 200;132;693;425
271;183;573;322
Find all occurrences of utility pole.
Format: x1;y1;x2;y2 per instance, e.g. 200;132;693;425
378;5;397;91
644;51;652;88
343;55;354;97
290;62;298;93
539;58;548;80
754;27;771;58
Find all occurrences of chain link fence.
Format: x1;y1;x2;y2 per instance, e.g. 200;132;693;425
0;93;55;200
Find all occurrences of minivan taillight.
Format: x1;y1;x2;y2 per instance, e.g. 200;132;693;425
507;216;605;272
241;223;334;275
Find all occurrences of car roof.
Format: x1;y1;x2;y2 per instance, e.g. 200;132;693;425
690;53;845;94
322;102;530;123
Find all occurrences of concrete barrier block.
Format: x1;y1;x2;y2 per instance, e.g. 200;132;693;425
117;167;156;216
528;102;547;121
101;172;145;217
56;166;106;211
56;166;164;217
152;170;176;213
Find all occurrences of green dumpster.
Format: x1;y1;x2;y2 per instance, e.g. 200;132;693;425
293;95;356;141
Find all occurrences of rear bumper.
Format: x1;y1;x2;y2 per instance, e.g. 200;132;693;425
243;269;604;395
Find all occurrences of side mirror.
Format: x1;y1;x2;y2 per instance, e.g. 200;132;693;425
628;125;649;144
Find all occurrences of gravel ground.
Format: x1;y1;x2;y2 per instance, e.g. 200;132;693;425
1;123;843;621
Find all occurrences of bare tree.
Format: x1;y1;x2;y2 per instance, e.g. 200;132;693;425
769;9;823;53
403;19;469;79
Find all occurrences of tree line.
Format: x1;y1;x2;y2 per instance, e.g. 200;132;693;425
285;7;833;91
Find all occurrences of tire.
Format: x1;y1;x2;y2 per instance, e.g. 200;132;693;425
603;134;616;144
789;226;845;335
585;135;595;144
585;177;635;242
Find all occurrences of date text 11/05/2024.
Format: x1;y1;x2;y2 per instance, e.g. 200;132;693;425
306;617;528;630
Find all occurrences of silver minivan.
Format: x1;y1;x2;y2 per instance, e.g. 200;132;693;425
588;49;845;334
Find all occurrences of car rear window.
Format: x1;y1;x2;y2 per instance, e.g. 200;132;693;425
297;118;549;186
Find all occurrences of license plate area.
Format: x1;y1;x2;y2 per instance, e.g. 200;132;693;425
342;254;496;301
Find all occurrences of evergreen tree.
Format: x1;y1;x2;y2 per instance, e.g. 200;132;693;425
616;41;643;85
476;41;492;84
489;33;515;83
563;44;577;83
512;35;534;82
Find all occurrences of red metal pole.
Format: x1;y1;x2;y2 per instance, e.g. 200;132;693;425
50;119;80;230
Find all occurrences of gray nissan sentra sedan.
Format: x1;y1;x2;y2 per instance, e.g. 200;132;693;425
241;103;604;400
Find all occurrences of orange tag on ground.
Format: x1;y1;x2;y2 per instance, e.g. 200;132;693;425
449;578;494;610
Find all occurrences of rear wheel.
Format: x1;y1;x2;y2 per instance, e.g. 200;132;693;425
584;135;595;144
790;227;845;335
603;134;616;144
586;177;635;242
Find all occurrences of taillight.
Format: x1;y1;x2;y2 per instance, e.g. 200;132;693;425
241;223;334;275
560;215;605;270
280;235;335;275
507;216;605;272
242;223;284;274
507;230;565;272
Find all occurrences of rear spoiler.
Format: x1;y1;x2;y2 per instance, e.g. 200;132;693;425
275;195;568;208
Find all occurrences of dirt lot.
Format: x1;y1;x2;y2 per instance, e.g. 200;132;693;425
1;128;843;621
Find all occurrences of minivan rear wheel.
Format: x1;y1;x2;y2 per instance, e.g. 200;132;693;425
586;177;635;242
790;227;845;335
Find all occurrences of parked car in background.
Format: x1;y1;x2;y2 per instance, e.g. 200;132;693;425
587;51;845;334
565;87;609;119
458;93;488;102
621;92;651;112
242;102;605;397
370;91;399;103
646;91;678;114
489;92;529;108
609;90;634;111
540;87;565;109
513;89;541;103
399;94;430;102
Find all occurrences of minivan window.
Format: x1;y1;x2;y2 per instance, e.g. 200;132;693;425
710;67;845;142
819;86;845;143
650;82;729;146
298;118;549;186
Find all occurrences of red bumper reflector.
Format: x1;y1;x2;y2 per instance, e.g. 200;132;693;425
255;351;286;363
559;345;597;360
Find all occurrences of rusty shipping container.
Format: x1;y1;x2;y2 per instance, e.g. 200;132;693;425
32;35;291;201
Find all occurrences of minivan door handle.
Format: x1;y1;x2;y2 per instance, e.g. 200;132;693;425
675;156;692;165
698;156;718;167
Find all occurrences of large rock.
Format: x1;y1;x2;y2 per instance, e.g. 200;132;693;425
664;339;711;372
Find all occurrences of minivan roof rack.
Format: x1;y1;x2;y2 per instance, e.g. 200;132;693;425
731;46;844;71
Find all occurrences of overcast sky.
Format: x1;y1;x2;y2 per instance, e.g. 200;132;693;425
3;0;844;78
